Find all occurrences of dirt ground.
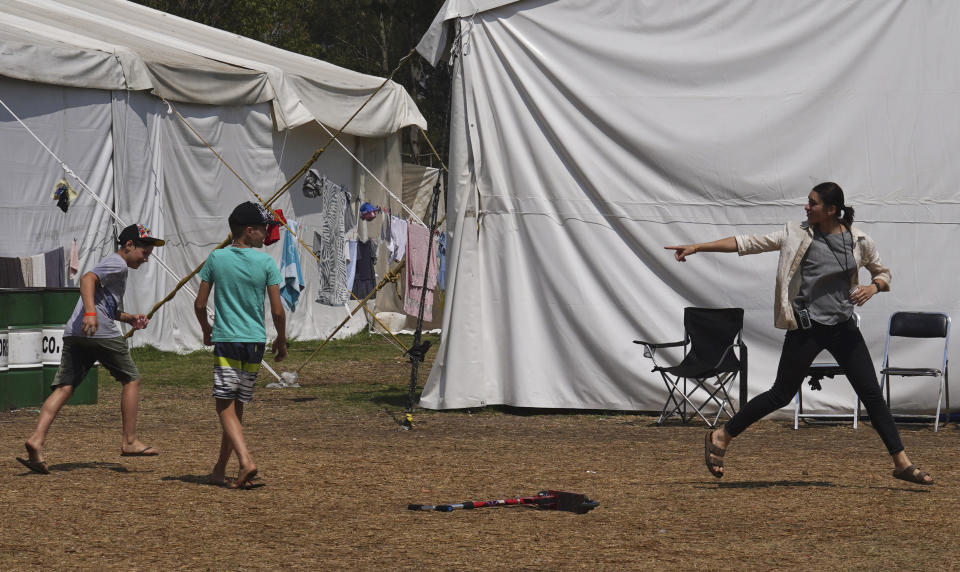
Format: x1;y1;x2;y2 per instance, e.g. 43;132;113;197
3;379;960;570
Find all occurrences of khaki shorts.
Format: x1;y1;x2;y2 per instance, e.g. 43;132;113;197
51;336;140;389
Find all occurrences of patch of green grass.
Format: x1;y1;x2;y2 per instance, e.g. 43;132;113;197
130;333;441;412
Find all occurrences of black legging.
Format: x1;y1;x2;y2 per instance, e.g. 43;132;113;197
725;317;904;455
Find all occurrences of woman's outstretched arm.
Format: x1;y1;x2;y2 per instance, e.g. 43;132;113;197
664;237;738;262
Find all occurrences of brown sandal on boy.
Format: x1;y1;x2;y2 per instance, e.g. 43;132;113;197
892;464;933;486
704;430;725;478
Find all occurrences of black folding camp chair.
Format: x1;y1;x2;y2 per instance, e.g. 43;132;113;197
635;307;747;427
879;311;951;432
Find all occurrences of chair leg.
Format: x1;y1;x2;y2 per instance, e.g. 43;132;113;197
793;391;801;430
935;376;944;432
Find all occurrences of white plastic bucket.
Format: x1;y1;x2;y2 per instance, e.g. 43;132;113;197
41;327;64;366
8;328;42;369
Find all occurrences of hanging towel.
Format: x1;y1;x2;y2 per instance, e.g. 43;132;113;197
279;221;304;311
69;239;79;280
31;253;45;287
45;246;65;287
0;257;25;287
404;223;438;321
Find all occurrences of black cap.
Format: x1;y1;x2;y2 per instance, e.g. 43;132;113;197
117;224;165;247
229;201;280;226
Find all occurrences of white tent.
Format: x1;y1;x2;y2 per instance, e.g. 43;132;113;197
0;0;427;352
417;0;960;416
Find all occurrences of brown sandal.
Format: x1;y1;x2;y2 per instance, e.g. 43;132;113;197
704;431;725;478
893;464;933;485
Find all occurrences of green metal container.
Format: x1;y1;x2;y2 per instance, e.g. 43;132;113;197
42;287;81;326
0;288;10;329
43;365;98;406
5;366;45;408
4;288;44;328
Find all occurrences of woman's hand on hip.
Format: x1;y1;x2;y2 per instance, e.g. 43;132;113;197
849;284;877;306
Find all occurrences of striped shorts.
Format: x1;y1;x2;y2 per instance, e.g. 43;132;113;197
212;342;265;403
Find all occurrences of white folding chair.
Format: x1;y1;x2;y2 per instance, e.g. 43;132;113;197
793;314;861;430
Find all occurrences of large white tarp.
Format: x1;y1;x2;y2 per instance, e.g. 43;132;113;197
419;0;960;415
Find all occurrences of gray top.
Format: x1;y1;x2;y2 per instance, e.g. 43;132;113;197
63;253;127;337
793;230;855;325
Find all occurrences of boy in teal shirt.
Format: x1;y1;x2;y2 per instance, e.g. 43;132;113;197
195;201;286;489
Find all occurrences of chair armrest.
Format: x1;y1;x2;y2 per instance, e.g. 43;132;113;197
633;340;686;348
634;339;686;361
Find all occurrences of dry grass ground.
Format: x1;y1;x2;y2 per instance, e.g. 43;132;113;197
3;342;959;570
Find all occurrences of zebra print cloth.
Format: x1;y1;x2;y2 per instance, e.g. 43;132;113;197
305;170;351;305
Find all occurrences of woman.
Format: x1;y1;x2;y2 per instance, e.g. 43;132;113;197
665;182;933;485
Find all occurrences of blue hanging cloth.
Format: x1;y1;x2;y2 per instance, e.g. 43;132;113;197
280;220;305;310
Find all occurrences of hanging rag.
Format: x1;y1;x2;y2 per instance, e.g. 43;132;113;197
404;223;438;321
279;221;305;311
68;239;79;280
44;246;65;287
0;257;25;287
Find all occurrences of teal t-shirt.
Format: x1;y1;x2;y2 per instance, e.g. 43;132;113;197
198;246;282;342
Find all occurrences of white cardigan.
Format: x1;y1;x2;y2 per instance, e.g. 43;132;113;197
735;220;892;330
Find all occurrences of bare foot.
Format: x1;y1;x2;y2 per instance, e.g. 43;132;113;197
25;440;45;464
209;464;228;487
17;442;50;474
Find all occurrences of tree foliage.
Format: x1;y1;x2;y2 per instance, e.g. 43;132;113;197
132;0;450;166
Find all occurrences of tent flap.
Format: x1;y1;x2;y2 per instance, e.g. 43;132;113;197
0;0;426;136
